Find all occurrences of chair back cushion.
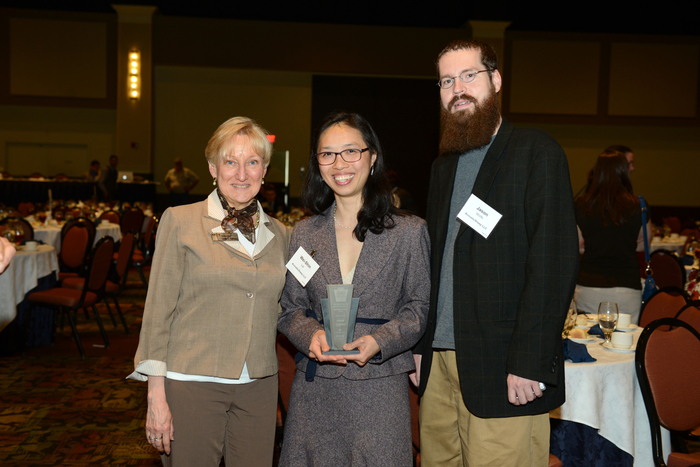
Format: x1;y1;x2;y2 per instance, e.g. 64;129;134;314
87;237;114;293
641;320;700;432
676;303;700;334
115;232;135;279
639;287;688;328
121;208;144;236
649;250;686;289
61;224;90;269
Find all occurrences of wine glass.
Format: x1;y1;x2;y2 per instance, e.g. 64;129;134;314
598;302;619;344
562;298;577;338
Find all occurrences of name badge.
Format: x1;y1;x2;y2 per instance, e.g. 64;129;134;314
210;232;238;242
286;247;320;287
457;194;502;239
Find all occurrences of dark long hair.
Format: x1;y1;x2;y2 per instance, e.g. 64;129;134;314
575;149;639;226
301;111;401;241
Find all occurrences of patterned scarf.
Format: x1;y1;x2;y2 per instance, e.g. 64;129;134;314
216;188;259;244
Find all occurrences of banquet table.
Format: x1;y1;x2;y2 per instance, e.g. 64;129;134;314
0;244;58;331
550;329;671;467
650;236;686;254
32;221;122;251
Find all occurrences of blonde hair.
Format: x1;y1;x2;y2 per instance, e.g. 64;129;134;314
204;116;272;167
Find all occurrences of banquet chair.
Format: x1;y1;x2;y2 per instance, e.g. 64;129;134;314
664;217;682;234
63;232;136;335
639;287;690;329
650;250;686;289
675;303;700;334
99;210;121;225
0;216;34;241
17;201;35;217
680;228;700;240
635;318;700;467
27;237;115;358
58;219;96;281
120;207;145;239
130;216;158;291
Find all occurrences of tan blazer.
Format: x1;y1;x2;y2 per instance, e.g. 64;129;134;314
133;194;290;380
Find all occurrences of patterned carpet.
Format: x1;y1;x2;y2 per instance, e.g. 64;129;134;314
1;268;697;466
0;270;163;466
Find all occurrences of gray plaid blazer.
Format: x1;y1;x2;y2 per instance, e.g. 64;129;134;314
415;118;579;418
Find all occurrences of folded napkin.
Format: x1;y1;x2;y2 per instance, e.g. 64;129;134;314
587;324;622;337
681;254;695;266
563;339;596;363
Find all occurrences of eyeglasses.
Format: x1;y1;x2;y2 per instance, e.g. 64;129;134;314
316;148;369;166
437;69;491;89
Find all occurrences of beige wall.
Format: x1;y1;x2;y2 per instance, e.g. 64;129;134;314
153;67;312;197
0;8;698;207
528;123;700;207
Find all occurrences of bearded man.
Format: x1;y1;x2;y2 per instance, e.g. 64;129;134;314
411;39;579;466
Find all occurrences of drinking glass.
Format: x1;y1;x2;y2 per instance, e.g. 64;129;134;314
598;302;619;344
562;299;577;338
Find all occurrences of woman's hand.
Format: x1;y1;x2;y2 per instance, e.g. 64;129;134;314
343;335;380;367
146;376;174;454
308;330;347;364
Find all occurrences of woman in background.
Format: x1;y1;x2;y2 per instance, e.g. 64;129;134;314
278;111;430;466
574;149;649;324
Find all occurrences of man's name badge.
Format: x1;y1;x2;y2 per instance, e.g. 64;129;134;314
286;247;320;287
457;194;503;239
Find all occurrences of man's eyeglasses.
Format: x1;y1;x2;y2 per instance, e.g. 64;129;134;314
316;148;369;166
437;69;491;89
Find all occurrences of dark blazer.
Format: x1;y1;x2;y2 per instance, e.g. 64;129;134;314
415;119;579;417
278;207;431;380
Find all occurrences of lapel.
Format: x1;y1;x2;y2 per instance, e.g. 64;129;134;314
456;119;513;239
433;155;459;255
308;209;342;287
307;205;399;298
352;221;399;297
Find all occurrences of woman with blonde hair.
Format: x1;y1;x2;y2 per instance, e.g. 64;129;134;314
128;116;290;466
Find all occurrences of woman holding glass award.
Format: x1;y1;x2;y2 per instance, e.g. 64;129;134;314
573;149;650;324
277;111;430;466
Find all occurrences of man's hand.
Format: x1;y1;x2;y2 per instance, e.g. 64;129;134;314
409;354;422;387
507;374;543;406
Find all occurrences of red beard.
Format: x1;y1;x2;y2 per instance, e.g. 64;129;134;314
439;89;501;156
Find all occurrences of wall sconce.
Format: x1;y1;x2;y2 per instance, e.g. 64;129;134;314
128;49;140;100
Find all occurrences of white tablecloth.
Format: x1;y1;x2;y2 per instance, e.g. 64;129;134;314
33;222;122;251
650;236;685;254
551;330;671;466
0;244;59;331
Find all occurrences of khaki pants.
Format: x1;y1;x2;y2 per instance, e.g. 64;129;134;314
162;375;277;467
419;350;549;467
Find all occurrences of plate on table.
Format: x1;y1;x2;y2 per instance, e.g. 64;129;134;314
574;325;590;329
569;335;600;344
601;342;636;353
616;324;639;332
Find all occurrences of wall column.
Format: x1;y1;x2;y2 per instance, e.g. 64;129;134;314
112;4;156;173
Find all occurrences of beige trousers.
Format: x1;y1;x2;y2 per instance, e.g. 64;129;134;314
419;350;549;467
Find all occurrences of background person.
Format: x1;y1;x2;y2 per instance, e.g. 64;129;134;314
98;155;118;200
83;160;101;182
574;149;648;324
164;157;200;206
128;116;289;466
277;111;430;466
